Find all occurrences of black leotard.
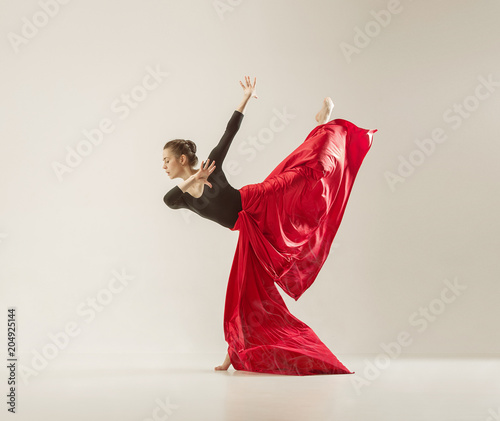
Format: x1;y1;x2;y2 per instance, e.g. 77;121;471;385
163;110;244;229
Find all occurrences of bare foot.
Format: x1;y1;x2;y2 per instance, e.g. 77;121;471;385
315;97;334;125
214;352;232;371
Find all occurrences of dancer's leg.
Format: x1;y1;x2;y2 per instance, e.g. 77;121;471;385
315;97;334;125
214;352;231;371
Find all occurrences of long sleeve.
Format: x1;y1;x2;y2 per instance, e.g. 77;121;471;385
207;110;244;166
163;185;186;209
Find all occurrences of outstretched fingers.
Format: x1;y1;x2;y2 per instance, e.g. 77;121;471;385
202;158;216;167
240;76;250;88
239;76;258;98
239;76;257;87
200;159;216;188
206;159;216;172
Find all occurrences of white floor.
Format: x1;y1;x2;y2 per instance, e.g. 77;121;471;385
9;354;500;421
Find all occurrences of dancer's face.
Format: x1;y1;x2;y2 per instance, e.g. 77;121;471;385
162;148;184;179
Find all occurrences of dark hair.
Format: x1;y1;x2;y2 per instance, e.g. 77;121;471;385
163;139;198;167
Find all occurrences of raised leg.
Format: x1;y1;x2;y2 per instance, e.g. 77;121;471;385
315;97;334;125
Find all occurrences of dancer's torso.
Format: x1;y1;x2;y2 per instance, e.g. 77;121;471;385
181;170;242;229
163;110;244;229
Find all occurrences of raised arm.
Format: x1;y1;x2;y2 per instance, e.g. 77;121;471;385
207;110;244;165
237;76;258;114
208;76;258;165
164;77;258;205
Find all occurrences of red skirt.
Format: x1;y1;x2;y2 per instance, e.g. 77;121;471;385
225;119;377;375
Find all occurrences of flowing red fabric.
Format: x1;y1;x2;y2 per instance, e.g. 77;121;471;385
224;118;377;375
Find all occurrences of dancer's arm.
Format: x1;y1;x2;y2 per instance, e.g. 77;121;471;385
166;99;245;204
164;160;216;208
207;110;244;166
237;76;257;114
163;187;185;209
165;76;257;208
208;76;257;165
236;93;252;115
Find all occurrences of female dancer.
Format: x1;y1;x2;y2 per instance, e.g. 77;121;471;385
162;76;376;375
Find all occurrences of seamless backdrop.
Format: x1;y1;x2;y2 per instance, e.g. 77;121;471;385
1;0;499;375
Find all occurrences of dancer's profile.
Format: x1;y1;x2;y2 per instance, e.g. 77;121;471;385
162;76;377;375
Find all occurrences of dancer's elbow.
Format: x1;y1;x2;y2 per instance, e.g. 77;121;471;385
163;195;178;209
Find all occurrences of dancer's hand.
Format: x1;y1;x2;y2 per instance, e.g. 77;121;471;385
193;159;216;188
240;76;258;99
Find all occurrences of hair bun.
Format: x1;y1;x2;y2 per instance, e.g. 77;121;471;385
185;139;196;154
163;138;199;167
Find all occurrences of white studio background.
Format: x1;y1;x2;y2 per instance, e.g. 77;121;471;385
1;0;499;374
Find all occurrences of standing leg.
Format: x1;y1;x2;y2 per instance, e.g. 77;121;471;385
214;352;231;371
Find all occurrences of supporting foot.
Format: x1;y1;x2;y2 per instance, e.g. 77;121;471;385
315;97;334;125
214;352;232;371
